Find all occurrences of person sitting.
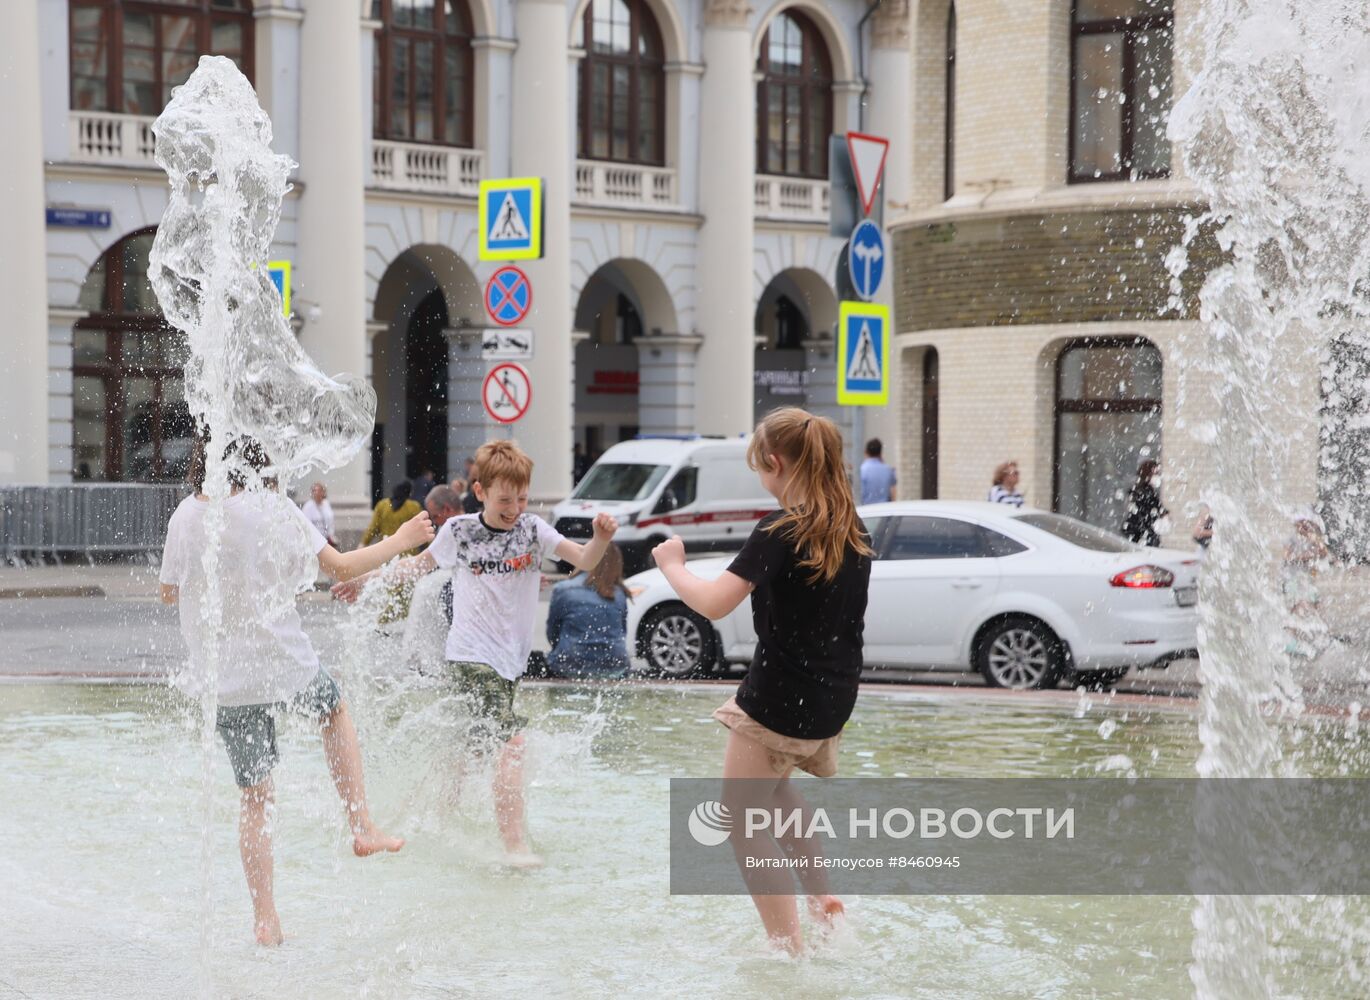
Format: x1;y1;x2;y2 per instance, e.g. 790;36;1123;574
361;481;422;552
545;543;632;679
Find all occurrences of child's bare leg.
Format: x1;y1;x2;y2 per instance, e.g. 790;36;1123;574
493;731;540;864
319;700;404;857
239;777;283;946
722;730;804;955
771;778;845;928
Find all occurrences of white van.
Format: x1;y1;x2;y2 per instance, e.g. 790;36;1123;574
551;436;777;572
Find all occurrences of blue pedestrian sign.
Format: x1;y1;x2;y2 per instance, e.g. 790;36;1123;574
837;301;890;406
479;178;543;261
847;220;885;301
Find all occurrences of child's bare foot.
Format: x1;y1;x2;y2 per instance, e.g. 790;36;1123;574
502;849;544;869
353;827;405;857
254;913;284;947
807;894;845;928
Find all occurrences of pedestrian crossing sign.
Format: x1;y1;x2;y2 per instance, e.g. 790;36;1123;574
479;177;543;261
837;300;890;406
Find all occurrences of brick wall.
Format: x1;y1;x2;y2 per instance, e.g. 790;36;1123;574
893;207;1223;332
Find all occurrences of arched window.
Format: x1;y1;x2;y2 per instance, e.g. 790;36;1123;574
69;0;254;114
372;0;475;146
578;0;665;164
756;10;832;179
73;230;194;482
1054;338;1163;530
1070;0;1173;182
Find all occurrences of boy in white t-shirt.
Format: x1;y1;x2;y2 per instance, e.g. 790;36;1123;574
159;438;434;947
334;439;617;866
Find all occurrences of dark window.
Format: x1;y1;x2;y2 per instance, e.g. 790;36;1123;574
652;466;697;514
372;0;474;146
981;529;1028;557
572;463;670;501
577;0;665;164
944;3;956;200
756;11;832;179
921;348;939;499
883;517;987;560
69;0;254;114
774;295;808;350
1054;338;1163;532
1069;0;1173;183
73;229;195;483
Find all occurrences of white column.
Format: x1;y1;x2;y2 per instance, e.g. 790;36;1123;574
693;0;755;436
0;0;49;482
510;0;572;497
297;0;368;505
863;0;912;482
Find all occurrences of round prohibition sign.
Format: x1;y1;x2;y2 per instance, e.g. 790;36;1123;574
482;362;532;424
484;265;532;327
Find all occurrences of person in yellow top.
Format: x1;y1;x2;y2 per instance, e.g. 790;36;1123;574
362;481;423;552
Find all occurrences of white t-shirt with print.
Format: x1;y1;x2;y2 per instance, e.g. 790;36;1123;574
159;491;327;706
425;512;566;681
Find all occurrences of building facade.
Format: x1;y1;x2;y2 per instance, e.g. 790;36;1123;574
889;0;1258;542
2;0;914;515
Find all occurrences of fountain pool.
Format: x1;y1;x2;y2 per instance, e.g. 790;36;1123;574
3;679;1366;999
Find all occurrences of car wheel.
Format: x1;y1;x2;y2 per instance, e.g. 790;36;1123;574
976;617;1064;690
638;603;718;679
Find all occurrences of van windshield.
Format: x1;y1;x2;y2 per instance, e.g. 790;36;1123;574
571;463;670;502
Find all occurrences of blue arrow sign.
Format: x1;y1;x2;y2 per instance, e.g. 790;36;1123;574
848;220;886;301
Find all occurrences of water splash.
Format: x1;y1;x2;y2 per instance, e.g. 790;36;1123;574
1170;3;1370;994
145;56;375;993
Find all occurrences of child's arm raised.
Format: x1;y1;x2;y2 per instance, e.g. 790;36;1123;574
317;511;435;582
553;512;619;572
649;536;752;621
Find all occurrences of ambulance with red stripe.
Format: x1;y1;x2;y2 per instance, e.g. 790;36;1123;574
551;436;777;573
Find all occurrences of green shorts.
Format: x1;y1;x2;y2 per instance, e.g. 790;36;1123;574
446;660;525;749
215;669;342;788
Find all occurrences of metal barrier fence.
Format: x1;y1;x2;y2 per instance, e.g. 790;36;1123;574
0;484;189;564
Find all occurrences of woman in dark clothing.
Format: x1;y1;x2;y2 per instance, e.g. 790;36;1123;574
1122;459;1168;547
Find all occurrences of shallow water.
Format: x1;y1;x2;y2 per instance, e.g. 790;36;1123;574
1;681;1365;999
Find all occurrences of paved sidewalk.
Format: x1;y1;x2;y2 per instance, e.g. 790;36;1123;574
0;563;163;599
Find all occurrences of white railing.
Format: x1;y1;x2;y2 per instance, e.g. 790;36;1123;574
69;111;157;166
754;174;830;222
371;139;483;196
574;160;678;209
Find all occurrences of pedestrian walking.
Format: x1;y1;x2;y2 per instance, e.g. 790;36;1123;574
1122;459;1168;547
301;481;336;548
858;438;897;505
361;481;423;551
987;461;1025;507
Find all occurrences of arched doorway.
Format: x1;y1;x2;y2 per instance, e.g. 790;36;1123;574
572;258;678;462
753;267;837;422
73;228;195;482
371;245;481;502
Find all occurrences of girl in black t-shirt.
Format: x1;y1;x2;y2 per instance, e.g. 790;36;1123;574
651;407;873;955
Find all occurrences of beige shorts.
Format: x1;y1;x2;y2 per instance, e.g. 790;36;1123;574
713;696;841;778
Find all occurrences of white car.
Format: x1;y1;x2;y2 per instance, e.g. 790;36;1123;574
626;501;1200;690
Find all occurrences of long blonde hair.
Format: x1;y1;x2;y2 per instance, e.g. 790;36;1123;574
747;407;873;583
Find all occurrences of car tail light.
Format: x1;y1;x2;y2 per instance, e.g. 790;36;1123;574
1110;565;1175;588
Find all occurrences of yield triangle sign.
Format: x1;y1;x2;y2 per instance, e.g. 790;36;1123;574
847;320;882;382
846;131;889;217
489;191;530;241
